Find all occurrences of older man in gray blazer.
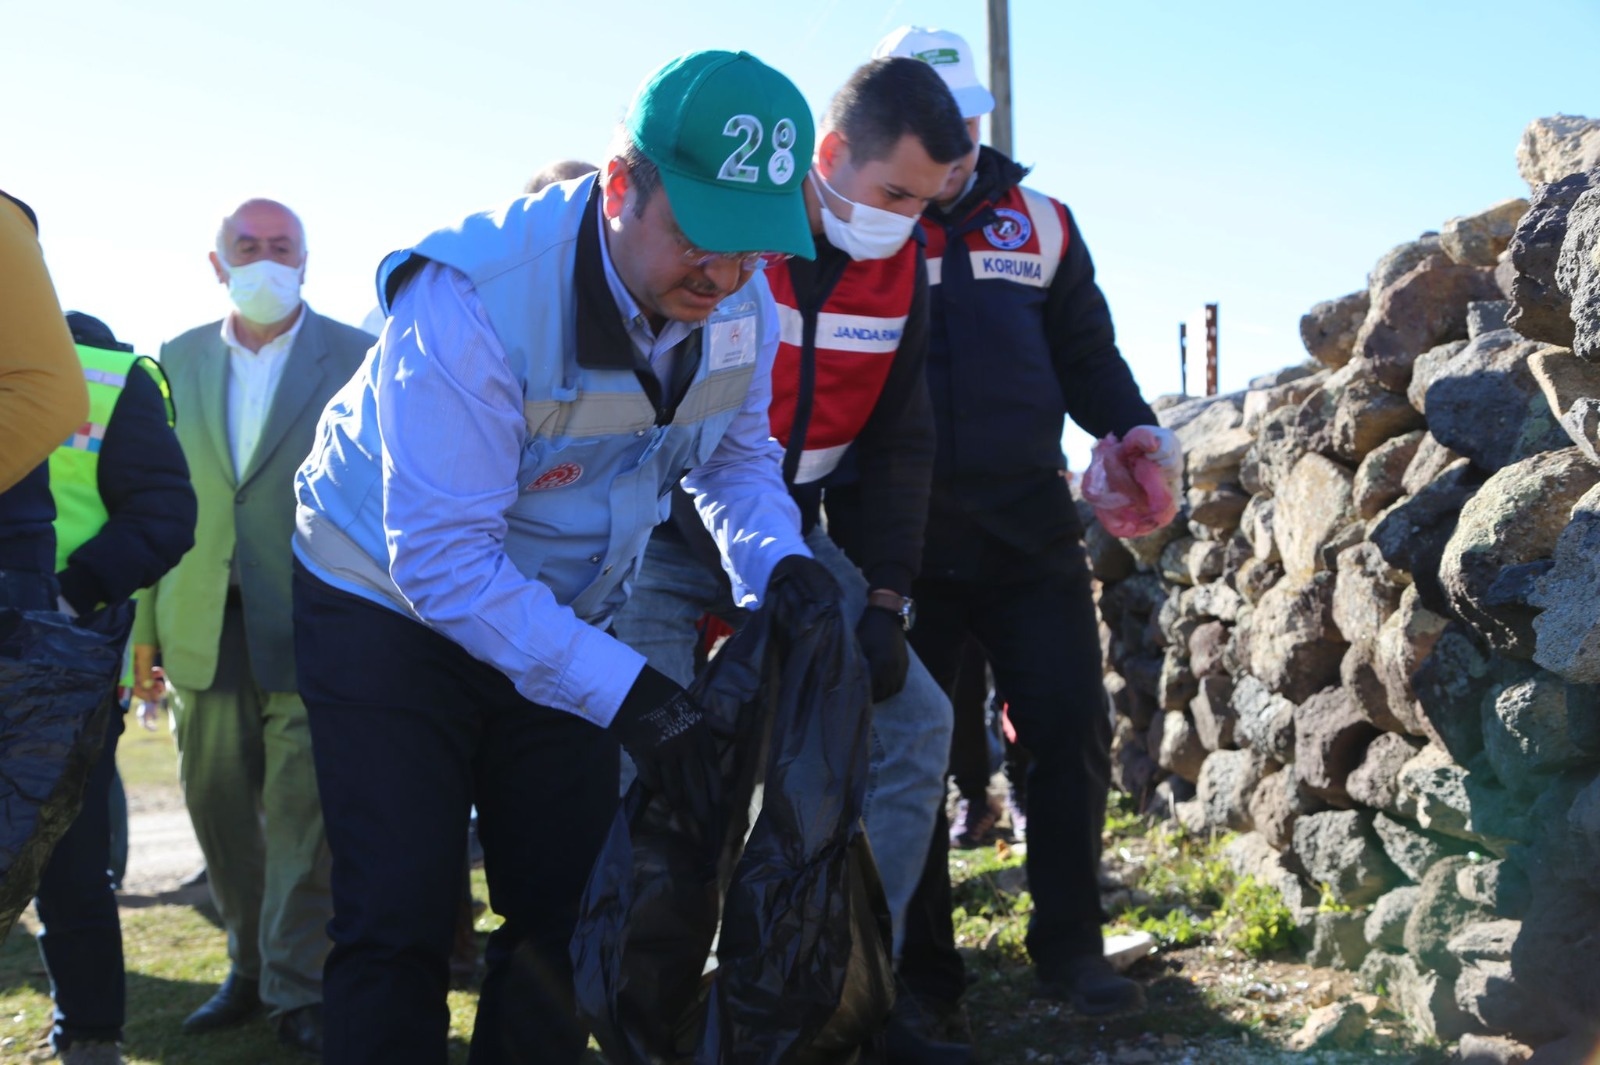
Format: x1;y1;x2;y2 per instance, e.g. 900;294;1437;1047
131;198;373;1056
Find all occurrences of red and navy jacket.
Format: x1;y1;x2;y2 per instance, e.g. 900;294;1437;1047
919;147;1155;557
669;233;935;597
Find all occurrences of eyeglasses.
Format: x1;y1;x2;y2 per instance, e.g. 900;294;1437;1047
673;231;791;271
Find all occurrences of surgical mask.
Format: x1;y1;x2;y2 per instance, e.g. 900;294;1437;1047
810;170;919;261
225;259;303;324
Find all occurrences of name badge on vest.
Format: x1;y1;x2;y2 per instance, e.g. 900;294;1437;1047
707;302;758;372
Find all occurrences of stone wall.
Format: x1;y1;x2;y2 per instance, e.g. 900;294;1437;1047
1096;115;1600;1052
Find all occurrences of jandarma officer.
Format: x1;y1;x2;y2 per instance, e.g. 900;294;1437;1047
290;50;838;1064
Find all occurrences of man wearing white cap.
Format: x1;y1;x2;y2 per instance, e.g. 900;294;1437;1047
873;25;1178;1023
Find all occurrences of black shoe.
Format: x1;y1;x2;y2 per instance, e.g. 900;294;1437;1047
179;864;208;888
1034;954;1144;1015
275;1004;323;1057
182;972;262;1032
881;994;972;1065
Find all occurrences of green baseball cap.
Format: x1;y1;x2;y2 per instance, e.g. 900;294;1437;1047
625;50;816;260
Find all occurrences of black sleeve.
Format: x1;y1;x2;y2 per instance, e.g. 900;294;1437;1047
56;365;197;614
1044;207;1157;439
851;248;935;596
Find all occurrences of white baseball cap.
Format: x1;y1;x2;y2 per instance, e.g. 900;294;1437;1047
873;26;995;120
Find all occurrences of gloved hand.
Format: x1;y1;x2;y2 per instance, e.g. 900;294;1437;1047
1125;424;1183;507
856;605;909;702
767;553;840;604
610;665;721;832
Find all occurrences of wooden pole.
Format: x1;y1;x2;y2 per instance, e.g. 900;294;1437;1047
987;0;1014;157
1205;303;1219;396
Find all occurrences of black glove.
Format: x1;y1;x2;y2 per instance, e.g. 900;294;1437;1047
856;605;910;703
768;553;839;604
611;665;721;832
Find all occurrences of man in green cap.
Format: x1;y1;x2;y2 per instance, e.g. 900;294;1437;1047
291;49;837;1063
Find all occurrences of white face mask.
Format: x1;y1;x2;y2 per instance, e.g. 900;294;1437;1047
225;259;303;324
810;170;919;261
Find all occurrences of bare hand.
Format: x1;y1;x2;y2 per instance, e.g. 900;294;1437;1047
132;644;166;705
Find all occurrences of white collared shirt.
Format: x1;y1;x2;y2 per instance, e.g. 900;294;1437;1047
221;305;306;478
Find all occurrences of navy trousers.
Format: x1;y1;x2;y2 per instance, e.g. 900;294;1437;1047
293;566;619;1065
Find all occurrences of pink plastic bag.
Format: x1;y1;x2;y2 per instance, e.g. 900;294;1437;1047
1080;428;1178;538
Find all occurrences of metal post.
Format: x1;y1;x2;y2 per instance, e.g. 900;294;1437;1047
1179;323;1188;397
1204;303;1219;396
987;0;1014;158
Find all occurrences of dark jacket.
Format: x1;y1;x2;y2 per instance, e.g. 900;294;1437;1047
55;314;197;614
919;147;1156;561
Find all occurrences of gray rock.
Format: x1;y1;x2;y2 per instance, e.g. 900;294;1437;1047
1286;1000;1369;1050
1238;442;1265;496
1190;674;1236;751
1186;484;1249;532
1221;831;1319;919
1456;859;1532;919
1410;624;1500;762
1232;674;1298;763
1158;535;1196;587
1456;1033;1533;1065
1304;911;1372;972
1354;254;1503;392
1467;299;1513;338
1347;732;1426;816
1290;361;1356;460
1532;485;1600;682
1242;371;1327;434
1300;292;1370;369
1274;453;1355;581
1373;811;1469;883
1509;873;1600;1042
1187;621;1229;679
1368;234;1445;295
1244;573;1347;702
1481;672;1598;799
1402;431;1467;496
1119;512;1189;569
1248;766;1324;851
1408;339;1470;415
1364;885;1421;950
1185;539;1225;584
1294;687;1379;807
1248;364;1321;389
1374;586;1450;737
1370;463;1482;617
1343;636;1405;733
1353;430;1424;520
1157;711;1208;784
1396;746;1523;850
1508;168;1600;347
1448;918;1521;963
1163;391;1243;440
1121;651;1162;701
1195;748;1264;832
1185;426;1255;491
1181;580;1246;625
1332;542;1406;646
1440;448;1600;656
1441;200;1530;267
1233;557;1282;605
1528;346;1600;465
1557;186;1600;364
1332;371;1427;460
1084;517;1137;583
1404;855;1488;977
1294;810;1401;906
1455;958;1522;1033
1112;719;1160;800
1426;330;1572;474
1238;493;1278;563
1359;951;1476;1042
1516;115;1600;189
1318;520;1366;573
1146;774;1196;820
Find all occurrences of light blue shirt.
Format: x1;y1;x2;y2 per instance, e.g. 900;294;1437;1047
360;241;803;726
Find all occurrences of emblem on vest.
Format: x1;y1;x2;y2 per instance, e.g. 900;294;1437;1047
983;208;1032;250
527;462;583;491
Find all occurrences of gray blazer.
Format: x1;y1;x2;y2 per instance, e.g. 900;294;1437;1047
132;308;374;693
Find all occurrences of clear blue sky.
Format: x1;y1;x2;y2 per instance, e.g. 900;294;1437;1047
6;0;1597;468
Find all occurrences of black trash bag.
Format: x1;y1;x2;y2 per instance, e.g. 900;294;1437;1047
573;578;894;1064
0;602;133;939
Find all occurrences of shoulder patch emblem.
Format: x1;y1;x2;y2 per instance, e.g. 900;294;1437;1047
527;461;583;491
983;208;1032;250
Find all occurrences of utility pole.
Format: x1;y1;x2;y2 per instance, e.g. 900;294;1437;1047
987;0;1014;157
1179;322;1188;397
1204;303;1219;396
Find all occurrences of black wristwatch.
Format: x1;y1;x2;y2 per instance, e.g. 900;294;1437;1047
866;589;916;632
